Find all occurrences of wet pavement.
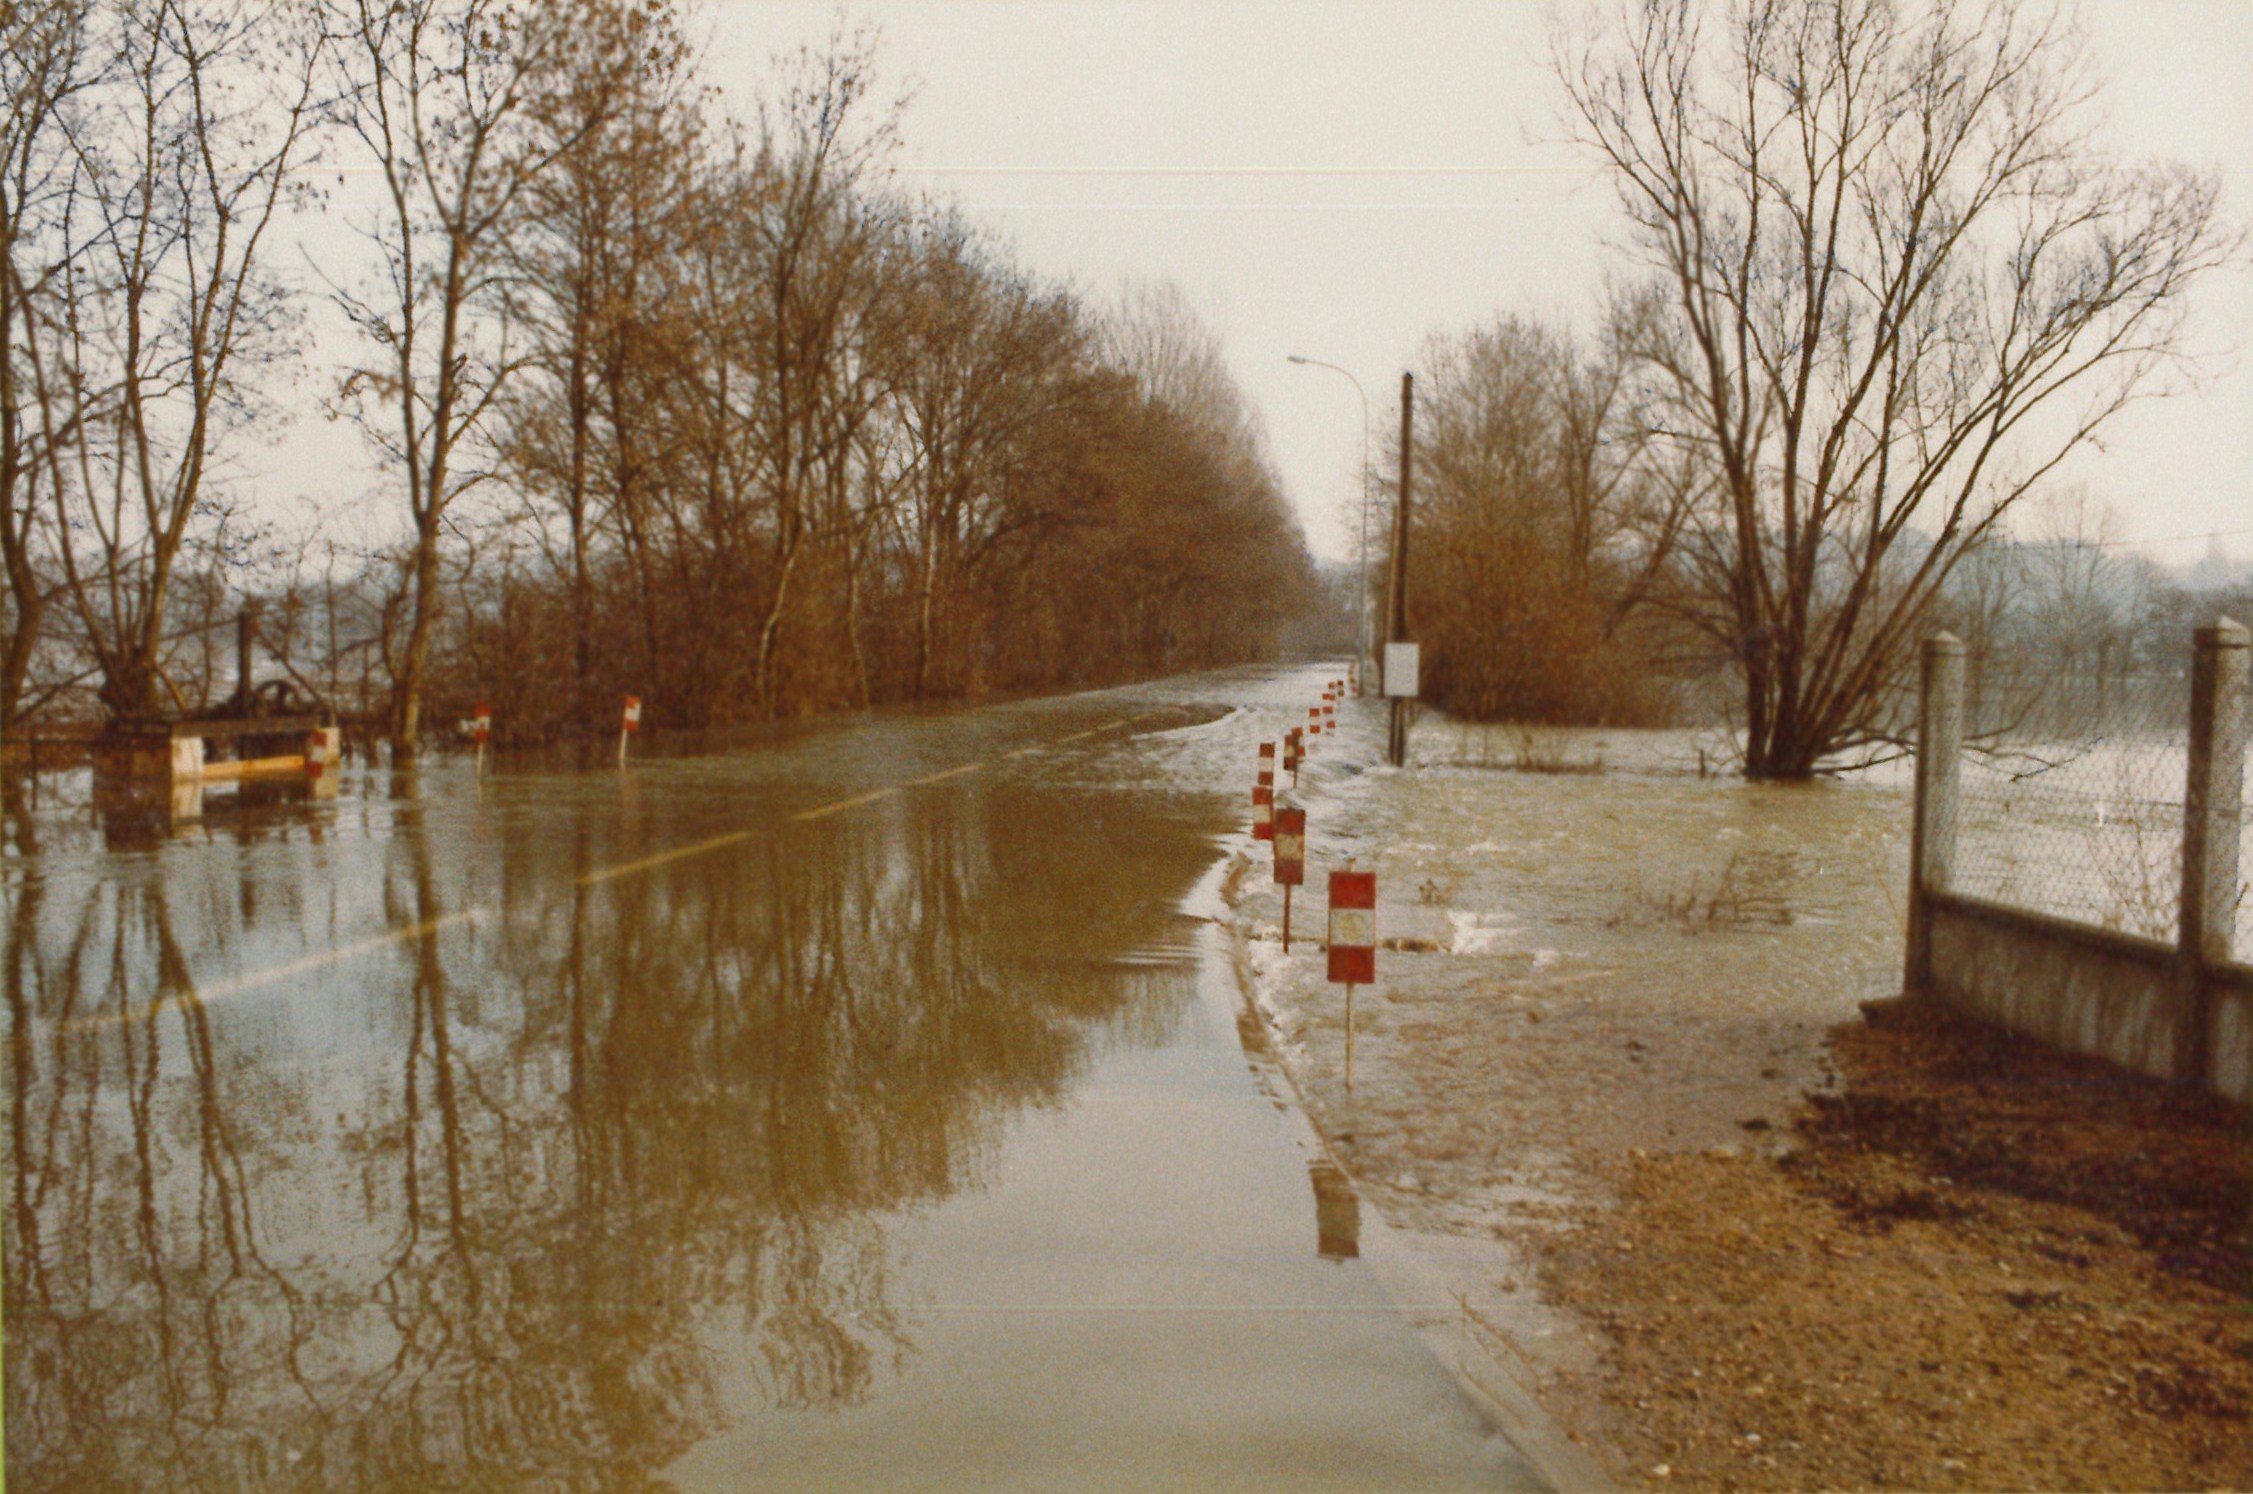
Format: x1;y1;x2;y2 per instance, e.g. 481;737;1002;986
1;667;1538;1490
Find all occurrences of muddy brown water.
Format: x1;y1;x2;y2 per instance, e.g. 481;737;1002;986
1;668;1537;1491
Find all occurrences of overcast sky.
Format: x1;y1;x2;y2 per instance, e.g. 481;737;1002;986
272;1;2253;570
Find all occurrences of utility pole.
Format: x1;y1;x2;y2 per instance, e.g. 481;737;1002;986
1386;373;1414;767
236;603;260;717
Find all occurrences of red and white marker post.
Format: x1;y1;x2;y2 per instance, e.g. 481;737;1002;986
619;694;642;766
1327;863;1377;1091
1273;802;1306;950
1283;728;1301;787
1323;689;1336;731
473;701;492;775
1253;742;1275;840
304;725;339;781
1307;703;1321;742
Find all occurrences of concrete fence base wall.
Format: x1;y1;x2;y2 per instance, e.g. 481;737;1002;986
1906;620;2249;1105
2211;964;2253;1105
1924;892;2251;1098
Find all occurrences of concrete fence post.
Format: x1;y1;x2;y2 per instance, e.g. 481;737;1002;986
2176;615;2249;1085
1905;632;1965;998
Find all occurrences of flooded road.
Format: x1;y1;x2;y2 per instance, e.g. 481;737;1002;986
2;667;1537;1491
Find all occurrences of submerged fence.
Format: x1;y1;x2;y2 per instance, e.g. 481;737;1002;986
1904;619;2251;1103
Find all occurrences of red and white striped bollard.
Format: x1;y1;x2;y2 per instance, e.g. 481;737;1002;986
1273;802;1305;950
1328;864;1376;1090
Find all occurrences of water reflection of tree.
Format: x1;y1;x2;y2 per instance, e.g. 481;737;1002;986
4;786;1181;1489
5;876;316;1489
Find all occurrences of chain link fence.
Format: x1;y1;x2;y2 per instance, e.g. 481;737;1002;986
1949;662;2250;950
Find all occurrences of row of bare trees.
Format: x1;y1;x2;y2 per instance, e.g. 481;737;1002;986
1;0;1315;753
1399;0;2236;776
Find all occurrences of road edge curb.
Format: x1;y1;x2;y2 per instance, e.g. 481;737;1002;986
1211;844;1620;1494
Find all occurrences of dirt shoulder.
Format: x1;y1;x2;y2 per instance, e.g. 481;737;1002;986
1543;1001;2252;1492
1221;707;2251;1491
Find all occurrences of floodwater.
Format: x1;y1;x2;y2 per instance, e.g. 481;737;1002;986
1248;718;1922;1215
0;668;1537;1491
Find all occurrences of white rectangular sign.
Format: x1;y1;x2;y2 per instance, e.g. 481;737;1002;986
1329;908;1376;948
1383;642;1420;699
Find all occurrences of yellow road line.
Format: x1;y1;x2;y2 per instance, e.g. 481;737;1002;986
62;907;486;1035
1054;718;1135;744
588;712;1147;874
790;785;900;822
54;714;1164;1038
577;829;757;885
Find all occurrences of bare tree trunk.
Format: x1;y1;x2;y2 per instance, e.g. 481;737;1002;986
392;517;443;754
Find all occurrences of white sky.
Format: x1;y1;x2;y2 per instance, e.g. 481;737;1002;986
265;0;2253;569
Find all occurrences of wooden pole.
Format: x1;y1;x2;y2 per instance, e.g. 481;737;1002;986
1387;374;1414;767
236;604;258;715
1283;883;1293;953
1345;985;1355;1091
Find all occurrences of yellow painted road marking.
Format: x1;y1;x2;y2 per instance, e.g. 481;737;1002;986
790;785;900;822
779;712;1162;829
1053;718;1134;745
577;829;757;884
50;715;1162;1041
61;907;486;1035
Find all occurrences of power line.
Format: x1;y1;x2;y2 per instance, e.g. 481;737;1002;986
2093;525;2253;550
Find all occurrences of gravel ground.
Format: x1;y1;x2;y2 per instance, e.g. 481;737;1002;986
1541;1004;2252;1492
1221;701;2251;1491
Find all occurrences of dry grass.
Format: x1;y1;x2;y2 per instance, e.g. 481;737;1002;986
1609;850;1798;931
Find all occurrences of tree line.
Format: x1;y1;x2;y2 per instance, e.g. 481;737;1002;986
1389;0;2235;777
1;0;1317;756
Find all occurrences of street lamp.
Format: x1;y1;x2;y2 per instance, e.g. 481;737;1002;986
1287;354;1373;694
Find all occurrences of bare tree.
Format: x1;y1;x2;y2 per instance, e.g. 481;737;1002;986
2021;484;2127;679
890;215;1091;699
0;1;97;731
1559;0;2236;776
1103;277;1258;450
1407;310;1690;721
328;0;604;757
14;0;323;721
738;28;902;716
500;0;698;731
